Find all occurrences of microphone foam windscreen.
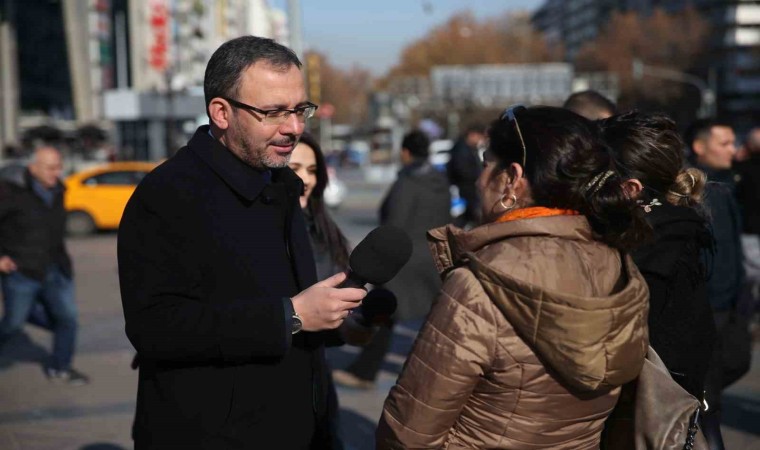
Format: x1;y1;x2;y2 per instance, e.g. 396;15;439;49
361;287;397;323
349;225;413;285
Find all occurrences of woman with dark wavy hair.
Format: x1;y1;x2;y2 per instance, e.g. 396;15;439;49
376;106;650;449
600;111;718;448
289;133;350;279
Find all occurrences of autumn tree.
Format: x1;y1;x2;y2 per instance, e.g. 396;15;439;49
383;10;562;84
575;7;709;117
305;51;374;126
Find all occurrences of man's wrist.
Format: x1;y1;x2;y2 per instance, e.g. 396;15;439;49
283;297;302;335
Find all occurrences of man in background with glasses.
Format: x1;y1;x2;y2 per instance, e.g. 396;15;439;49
118;36;368;449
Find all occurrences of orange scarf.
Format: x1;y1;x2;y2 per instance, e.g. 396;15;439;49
496;206;580;223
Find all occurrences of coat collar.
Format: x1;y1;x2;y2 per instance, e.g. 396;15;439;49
428;215;594;274
188;125;287;202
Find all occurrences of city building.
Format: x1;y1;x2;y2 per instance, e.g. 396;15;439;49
532;0;760;132
430;63;575;107
105;0;290;160
0;0;291;160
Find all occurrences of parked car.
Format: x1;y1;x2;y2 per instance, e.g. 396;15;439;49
429;139;453;172
426;139;466;218
64;161;159;235
323;166;347;209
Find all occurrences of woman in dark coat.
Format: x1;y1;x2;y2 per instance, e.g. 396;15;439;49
333;129;452;388
288;133;351;450
601;111;717;444
289;133;351;280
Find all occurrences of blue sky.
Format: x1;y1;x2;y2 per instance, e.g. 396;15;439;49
271;0;544;75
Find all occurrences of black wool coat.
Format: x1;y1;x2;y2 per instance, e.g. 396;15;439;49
736;154;760;235
118;126;334;449
0;170;71;281
380;161;451;321
632;202;716;399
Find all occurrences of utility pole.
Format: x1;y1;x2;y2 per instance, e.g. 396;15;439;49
632;58;716;118
0;0;19;154
63;0;95;122
287;0;303;60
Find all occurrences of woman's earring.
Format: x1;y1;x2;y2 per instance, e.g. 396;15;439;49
499;194;518;211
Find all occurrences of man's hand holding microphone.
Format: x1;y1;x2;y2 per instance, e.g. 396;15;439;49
290;225;412;343
291;272;366;331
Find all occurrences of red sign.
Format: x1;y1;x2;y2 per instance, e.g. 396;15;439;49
317;103;335;119
148;1;170;72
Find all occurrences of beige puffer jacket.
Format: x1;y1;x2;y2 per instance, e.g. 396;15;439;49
376;215;649;449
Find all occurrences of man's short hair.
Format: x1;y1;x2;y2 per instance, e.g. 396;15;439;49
683;118;733;150
203;36;302;117
402;129;430;159
463;123;485;136
563;90;617;120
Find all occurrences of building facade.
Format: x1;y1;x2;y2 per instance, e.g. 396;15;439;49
105;0;290;160
0;0;290;159
532;0;760;132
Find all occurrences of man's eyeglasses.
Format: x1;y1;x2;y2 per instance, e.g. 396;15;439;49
223;97;318;125
500;104;528;173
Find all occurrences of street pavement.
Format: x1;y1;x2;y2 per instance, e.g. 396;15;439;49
0;168;758;449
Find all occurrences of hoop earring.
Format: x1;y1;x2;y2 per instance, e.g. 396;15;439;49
500;194;518;211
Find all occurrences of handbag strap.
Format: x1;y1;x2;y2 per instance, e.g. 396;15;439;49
683;405;702;450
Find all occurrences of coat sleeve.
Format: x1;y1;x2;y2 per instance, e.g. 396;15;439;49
0;183;12;254
380;178;415;228
376;268;496;449
118;186;291;364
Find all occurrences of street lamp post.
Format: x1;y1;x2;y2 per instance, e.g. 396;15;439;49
632;58;716;118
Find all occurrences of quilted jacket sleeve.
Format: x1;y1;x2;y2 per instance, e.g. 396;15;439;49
376;268;497;449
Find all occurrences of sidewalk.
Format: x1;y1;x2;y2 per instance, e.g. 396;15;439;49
0;234;758;449
329;324;760;450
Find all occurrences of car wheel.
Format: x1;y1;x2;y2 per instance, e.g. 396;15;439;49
66;211;97;236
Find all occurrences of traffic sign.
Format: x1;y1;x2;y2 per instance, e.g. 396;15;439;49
317;102;335;119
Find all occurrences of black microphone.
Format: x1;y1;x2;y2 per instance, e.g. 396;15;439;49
358;287;397;327
338;225;413;289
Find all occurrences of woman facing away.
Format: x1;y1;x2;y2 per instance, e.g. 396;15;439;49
600;111;718;447
376;106;651;449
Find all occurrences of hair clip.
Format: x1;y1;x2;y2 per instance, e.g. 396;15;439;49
640;198;662;213
581;170;615;196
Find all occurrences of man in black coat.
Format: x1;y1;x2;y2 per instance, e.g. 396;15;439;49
736;127;760;315
0;146;89;385
446;124;485;228
118;36;368;449
334;130;451;389
686;118;744;450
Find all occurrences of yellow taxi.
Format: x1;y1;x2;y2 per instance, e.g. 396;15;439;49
64;161;159;235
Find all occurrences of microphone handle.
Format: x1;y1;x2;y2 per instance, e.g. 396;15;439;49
337;271;367;289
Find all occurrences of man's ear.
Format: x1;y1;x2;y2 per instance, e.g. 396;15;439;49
622;178;644;199
208;98;231;130
692;139;706;157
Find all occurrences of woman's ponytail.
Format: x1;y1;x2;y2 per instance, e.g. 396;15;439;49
666;167;706;208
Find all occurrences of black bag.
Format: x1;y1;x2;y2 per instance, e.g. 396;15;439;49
720;312;752;388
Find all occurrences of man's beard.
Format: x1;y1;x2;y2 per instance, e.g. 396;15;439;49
232;121;291;169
